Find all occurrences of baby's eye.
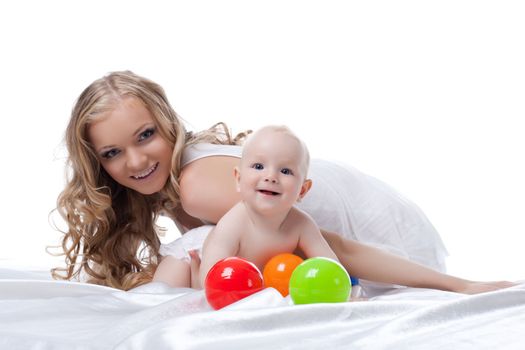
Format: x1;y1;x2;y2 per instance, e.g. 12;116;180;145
281;168;293;175
139;128;155;141
102;149;120;159
252;163;264;170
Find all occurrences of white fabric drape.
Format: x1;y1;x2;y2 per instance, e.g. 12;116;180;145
1;272;524;349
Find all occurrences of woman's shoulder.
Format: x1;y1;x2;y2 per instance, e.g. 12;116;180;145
179;144;242;224
182;143;242;167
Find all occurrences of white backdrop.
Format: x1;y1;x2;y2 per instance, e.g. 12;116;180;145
1;1;523;282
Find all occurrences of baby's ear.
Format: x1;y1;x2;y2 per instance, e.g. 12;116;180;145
234;166;241;192
297;179;312;202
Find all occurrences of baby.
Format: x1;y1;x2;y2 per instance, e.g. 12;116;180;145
198;125;339;286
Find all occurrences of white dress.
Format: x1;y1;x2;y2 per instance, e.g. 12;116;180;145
160;143;448;275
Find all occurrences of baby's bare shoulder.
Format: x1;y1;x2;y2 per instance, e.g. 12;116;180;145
284;207;318;233
214;203;251;237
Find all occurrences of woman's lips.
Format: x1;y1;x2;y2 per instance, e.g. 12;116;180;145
131;162;158;180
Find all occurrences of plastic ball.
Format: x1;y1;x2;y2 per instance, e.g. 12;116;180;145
205;257;264;310
263;253;304;297
289;257;351;304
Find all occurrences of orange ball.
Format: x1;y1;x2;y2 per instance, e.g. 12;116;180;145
263;253;304;297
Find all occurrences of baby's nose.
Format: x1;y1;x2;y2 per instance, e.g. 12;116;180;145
264;173;278;183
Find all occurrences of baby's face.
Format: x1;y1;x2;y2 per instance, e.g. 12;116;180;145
236;130;308;214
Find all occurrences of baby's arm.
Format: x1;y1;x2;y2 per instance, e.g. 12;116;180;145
296;212;339;261
199;213;243;287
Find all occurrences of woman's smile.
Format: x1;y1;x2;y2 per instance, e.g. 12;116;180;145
131;162;159;180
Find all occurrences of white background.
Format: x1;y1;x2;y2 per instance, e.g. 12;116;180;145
1;1;523;282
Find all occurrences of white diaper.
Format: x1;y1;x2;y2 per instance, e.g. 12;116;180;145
159;225;214;262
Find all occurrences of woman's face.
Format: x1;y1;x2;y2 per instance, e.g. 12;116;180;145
88;97;173;195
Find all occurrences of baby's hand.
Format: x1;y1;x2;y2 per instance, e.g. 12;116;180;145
348;285;367;301
349;297;368;302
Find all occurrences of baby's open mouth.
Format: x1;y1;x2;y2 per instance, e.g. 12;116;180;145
258;189;279;196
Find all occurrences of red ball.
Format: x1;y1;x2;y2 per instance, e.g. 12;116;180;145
263;253;304;297
205;257;264;310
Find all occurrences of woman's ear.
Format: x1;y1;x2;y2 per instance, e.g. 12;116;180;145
297;179;312;202
234;166;241;192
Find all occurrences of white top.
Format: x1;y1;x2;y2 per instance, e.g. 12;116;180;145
182;143;242;167
173;142;449;291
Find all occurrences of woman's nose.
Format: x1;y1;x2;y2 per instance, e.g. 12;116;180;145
126;148;148;171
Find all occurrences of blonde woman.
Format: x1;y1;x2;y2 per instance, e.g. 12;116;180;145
53;70;514;294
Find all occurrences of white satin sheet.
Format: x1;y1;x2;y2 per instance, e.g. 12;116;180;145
1;269;524;349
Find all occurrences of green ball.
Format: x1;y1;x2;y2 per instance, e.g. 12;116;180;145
289;257;351;304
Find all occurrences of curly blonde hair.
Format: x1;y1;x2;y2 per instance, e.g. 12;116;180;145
52;71;248;290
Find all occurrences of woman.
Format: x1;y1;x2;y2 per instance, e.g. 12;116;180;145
52;70;513;293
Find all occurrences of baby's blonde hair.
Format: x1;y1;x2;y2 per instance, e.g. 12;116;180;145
242;125;310;177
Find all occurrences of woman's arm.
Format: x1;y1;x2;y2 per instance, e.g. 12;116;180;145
170;206;207;233
152;256;191;287
153;254;202;289
321;230;515;294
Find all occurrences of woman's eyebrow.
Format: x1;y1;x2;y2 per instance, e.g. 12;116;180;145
133;123;152;136
97;144;116;154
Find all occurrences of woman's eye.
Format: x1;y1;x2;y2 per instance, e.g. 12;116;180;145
281;168;293;175
102;149;120;159
252;163;264;170
139;128;155;141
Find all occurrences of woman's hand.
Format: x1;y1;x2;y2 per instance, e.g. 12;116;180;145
189;250;202;289
455;280;518;294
